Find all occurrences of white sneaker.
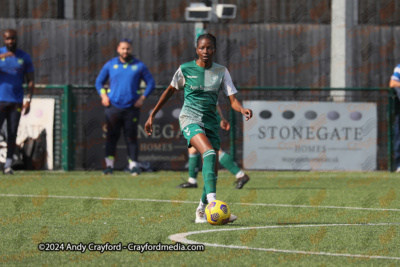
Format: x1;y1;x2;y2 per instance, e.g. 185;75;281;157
228;214;238;223
396;167;400;173
3;167;14;175
195;208;207;223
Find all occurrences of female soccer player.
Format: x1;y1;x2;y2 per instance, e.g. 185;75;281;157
144;34;252;223
177;106;250;189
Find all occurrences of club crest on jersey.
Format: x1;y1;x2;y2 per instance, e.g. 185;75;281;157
113;64;118;69
184;127;190;136
131;65;138;71
17;58;24;65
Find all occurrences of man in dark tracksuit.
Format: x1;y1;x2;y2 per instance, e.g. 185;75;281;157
0;29;34;174
96;39;155;175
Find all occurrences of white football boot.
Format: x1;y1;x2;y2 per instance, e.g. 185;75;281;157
228;214;238;223
195;208;207;223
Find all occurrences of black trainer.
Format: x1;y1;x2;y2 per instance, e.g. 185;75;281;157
130;167;142;176
235;174;250;189
103;166;113;175
176;182;198;188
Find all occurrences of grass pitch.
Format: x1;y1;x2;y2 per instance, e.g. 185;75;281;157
0;170;399;266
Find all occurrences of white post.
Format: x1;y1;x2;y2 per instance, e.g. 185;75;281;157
211;0;219;23
64;0;74;19
194;22;205;47
330;0;357;101
9;0;15;19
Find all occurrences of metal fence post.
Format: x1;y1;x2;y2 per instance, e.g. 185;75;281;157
388;89;394;171
62;84;72;170
230;107;236;162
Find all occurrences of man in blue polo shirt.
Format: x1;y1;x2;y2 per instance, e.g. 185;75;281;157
0;29;34;174
390;64;400;172
96;38;155;175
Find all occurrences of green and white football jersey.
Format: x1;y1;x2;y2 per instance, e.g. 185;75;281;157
171;61;237;131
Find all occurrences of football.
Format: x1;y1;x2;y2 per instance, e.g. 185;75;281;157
205;200;231;225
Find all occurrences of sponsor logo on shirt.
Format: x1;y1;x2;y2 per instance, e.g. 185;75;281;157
189;85;204;90
187;76;198;78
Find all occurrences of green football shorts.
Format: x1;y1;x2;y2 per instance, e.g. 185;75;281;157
181;124;221;150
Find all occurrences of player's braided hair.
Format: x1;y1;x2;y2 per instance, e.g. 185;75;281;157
196;33;217;49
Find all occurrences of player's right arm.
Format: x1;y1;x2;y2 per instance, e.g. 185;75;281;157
95;62;111;107
217;105;230;131
145;67;184;135
145;85;178;135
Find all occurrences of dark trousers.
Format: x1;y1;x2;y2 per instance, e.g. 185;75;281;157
0;102;22;159
105;104;140;162
394;113;400;168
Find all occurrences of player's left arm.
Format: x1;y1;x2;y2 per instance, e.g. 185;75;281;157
23;55;35;115
135;64;156;108
229;94;252;121
222;68;252;121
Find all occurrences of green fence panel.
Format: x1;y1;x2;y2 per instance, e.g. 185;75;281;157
24;85;396;171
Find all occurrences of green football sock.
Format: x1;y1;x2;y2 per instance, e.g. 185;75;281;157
219;151;241;175
201;185;208;205
201;176;218;205
188;153;200;179
202;149;217;194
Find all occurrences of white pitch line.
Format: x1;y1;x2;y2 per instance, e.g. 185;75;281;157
169;223;400;261
0;194;399;212
0;194;198;204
